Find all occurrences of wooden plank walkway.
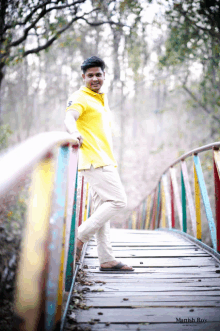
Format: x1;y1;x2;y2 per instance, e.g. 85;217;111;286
65;229;220;330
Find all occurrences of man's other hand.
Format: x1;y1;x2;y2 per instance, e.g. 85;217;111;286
70;130;84;147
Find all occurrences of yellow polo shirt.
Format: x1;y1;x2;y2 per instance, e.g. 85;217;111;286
66;86;117;170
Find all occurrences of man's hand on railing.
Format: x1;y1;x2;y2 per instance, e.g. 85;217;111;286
70;130;83;147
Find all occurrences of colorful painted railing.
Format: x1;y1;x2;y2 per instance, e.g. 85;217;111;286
0;132;92;331
127;142;220;254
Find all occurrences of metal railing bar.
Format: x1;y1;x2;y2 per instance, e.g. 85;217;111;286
60;242;88;331
0;132;78;199
162;141;220;175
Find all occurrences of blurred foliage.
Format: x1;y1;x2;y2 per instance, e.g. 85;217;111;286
0;124;12;151
159;0;220;124
0;0;145;89
3;190;27;233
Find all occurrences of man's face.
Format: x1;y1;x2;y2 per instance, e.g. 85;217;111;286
82;67;105;93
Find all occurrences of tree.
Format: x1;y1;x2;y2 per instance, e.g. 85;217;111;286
0;0;130;89
159;0;220;125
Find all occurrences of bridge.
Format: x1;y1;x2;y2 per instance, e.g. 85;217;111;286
71;229;220;330
0;132;220;330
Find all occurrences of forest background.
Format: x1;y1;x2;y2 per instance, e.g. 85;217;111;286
0;0;220;237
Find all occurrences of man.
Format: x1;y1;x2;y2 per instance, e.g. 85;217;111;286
64;56;133;271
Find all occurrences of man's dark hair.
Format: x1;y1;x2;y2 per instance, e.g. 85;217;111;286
81;56;105;73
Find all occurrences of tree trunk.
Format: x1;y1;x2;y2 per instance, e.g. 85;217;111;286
0;63;5;124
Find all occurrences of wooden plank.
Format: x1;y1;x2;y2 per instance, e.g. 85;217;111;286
86;269;220;276
84;296;220;307
68;322;220;331
85;273;220;279
87;246;203;252
80;278;220;286
69;229;220;330
86;266;220;274
75;282;220;295
83;257;218;268
88;244;196;248
74;307;220;323
85;249;209;257
83;290;220;296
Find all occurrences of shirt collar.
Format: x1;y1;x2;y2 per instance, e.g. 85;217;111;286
80;86;104;96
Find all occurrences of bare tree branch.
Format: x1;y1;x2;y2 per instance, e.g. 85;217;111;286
22;9;99;56
4;0;86;31
80;16;128;27
8;0;88;47
183;84;220;123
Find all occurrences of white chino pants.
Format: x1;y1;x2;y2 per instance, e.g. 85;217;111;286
77;165;127;264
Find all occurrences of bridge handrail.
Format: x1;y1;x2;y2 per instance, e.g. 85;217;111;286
0;131;93;331
0;131;78;197
128;141;220;255
162;141;220;174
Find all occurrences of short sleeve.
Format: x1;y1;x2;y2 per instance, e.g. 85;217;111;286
65;92;87;116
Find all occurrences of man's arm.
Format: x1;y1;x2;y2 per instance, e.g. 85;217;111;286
64;110;83;147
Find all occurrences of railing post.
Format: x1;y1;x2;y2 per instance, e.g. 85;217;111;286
181;168;187;233
162;174;172;229
155;181;161;229
78;175;85;227
65;171;78;291
145;194;151;229
141;200;146;229
132;210;137;229
170;174;175;228
170;167;182;230
83;182;89;222
45;145;70;331
213;149;220;253
161;181;166;228
151;189;157;229
194;154;216;251
14;153;55;331
181;160;196;236
193;154;201;241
